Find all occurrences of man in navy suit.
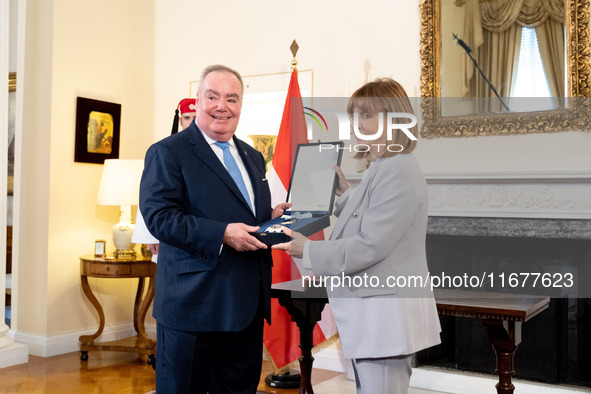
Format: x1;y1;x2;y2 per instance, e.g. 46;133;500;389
140;64;289;393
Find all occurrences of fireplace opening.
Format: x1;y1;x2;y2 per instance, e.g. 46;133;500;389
417;232;591;387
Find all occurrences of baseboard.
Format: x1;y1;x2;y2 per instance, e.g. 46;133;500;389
0;342;29;368
313;349;590;393
11;322;142;358
312;346;348;373
410;367;591;394
145;322;156;338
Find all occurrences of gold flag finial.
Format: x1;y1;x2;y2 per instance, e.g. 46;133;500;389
290;39;299;70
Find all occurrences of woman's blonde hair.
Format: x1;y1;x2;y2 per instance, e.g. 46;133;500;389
347;78;418;159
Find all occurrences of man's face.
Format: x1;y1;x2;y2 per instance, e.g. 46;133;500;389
195;71;243;142
180;113;196;130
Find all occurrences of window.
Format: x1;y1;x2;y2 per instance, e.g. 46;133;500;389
512;27;551;97
510;27;557;111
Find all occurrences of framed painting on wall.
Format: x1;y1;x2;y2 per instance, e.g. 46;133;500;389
74;97;121;164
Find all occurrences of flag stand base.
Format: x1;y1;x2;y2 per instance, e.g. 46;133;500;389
264;370;301;388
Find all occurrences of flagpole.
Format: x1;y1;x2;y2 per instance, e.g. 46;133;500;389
290;39;299;72
264;39;339;392
263;39;305;390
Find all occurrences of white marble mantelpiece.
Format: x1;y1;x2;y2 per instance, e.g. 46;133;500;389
425;171;591;219
427;216;591;239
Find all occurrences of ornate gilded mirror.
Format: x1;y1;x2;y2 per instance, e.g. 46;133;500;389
419;0;591;137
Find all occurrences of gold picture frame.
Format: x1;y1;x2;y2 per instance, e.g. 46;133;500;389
74;97;121;164
9;72;15;93
419;0;591;138
8;72;16;195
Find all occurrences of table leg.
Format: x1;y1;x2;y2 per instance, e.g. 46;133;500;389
275;298;325;394
79;276;106;354
133;277;145;334
296;304;316;394
135;276;155;344
483;319;521;394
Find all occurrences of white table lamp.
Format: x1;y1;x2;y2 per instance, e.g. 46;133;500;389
96;159;144;259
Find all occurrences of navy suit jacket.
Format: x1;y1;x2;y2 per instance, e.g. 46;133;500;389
139;122;272;332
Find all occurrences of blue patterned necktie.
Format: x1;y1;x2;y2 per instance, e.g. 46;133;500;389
214;141;253;211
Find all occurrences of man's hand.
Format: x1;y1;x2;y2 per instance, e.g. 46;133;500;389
271;227;307;258
147;244;159;255
223;223;267;252
272;202;292;219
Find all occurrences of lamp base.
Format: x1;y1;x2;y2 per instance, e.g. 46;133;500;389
114;248;137;260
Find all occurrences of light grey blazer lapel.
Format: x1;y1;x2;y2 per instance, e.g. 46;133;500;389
330;164;376;240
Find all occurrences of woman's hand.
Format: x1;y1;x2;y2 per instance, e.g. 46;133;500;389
334;165;350;197
271;227;307;258
272;202;292;219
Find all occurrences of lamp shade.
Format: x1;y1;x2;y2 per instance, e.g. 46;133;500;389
96;159;144;206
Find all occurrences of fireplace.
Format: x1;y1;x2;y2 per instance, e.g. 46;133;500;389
417;216;591;387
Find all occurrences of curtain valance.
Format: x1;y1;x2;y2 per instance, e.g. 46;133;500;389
480;0;564;32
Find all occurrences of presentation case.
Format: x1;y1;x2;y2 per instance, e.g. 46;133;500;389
254;141;344;245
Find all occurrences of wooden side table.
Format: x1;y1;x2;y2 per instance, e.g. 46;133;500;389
78;255;156;364
434;289;550;394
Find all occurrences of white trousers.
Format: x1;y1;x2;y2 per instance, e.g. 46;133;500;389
351;355;413;394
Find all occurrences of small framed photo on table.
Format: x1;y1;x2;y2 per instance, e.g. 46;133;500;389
94;240;106;258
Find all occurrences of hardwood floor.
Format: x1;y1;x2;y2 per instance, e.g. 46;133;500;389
0;351;341;393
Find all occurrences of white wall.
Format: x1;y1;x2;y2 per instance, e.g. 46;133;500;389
15;0;155;348
150;0;422;144
418;131;591;174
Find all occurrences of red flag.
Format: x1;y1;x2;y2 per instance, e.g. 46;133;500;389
263;69;338;374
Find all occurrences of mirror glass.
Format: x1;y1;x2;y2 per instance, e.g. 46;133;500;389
419;0;591;137
440;0;565;116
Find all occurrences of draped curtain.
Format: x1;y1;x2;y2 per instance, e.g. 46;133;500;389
463;0;565;111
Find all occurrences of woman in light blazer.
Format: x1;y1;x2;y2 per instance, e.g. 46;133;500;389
274;78;441;394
